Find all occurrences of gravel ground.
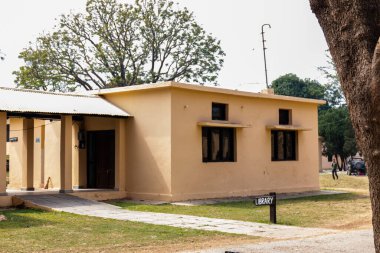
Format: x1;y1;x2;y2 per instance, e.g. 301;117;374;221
185;229;374;253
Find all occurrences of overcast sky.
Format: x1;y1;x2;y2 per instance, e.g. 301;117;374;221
0;0;328;92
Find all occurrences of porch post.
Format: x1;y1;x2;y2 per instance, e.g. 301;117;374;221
60;115;73;193
21;118;34;191
115;118;127;191
0;112;6;194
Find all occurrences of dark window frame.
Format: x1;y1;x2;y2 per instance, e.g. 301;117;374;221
202;127;236;163
271;130;297;161
279;109;291;125
212;103;228;121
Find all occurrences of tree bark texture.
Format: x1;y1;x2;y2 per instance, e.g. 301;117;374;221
310;0;380;251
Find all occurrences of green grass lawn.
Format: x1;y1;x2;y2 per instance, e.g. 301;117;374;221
0;208;256;253
112;174;371;229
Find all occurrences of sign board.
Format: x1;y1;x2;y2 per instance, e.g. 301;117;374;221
9;137;18;142
253;192;277;224
254;196;274;206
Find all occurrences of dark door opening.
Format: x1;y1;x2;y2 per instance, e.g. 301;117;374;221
87;130;115;189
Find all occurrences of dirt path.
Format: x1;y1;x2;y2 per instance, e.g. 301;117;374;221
184;229;374;253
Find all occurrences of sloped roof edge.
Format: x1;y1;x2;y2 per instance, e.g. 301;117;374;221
0;87;130;117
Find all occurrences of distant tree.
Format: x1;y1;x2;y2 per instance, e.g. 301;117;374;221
319;106;357;170
271;73;326;100
13;0;225;92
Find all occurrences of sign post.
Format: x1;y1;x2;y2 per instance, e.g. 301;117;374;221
269;192;276;224
254;192;277;224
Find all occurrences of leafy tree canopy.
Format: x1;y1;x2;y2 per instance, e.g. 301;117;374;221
13;0;225;92
270;73;326;100
319;106;357;161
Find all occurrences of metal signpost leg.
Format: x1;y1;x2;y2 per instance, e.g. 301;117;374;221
269;192;277;224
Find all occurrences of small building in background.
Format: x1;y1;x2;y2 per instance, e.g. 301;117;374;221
1;82;325;204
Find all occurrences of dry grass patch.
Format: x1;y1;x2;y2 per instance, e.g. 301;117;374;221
113;174;372;230
114;193;371;229
0;209;259;253
320;173;369;193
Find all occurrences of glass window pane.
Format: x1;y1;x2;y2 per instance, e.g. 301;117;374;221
202;129;208;161
227;129;234;161
277;131;284;160
285;131;296;160
271;132;275;160
279;109;290;125
202;127;235;162
222;132;229;160
211;129;220;160
212;103;227;120
285;132;293;159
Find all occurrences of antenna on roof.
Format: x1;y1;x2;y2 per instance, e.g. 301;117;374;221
261;24;271;89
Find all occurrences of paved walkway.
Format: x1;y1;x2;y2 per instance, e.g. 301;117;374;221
185;229;374;253
17;194;337;240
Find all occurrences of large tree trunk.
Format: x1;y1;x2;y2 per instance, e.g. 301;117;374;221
309;0;380;251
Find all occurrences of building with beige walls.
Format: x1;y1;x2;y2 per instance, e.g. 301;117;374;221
0;82;324;205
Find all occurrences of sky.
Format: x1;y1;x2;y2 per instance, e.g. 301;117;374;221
0;0;328;92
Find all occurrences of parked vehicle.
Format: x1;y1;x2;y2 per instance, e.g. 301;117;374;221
347;157;366;176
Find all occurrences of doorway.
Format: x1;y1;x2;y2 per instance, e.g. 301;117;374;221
87;130;115;189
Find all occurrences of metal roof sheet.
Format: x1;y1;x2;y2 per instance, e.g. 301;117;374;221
0;87;130;117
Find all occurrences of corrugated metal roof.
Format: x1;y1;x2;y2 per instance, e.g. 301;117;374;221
0;87;130;117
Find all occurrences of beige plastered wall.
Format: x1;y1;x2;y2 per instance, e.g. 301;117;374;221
39;117;117;189
103;86;319;201
7;119;60;189
6;85;320;202
170;87;320;201
7;116;119;192
8;118;24;189
43;120;61;189
102;89;172;200
79;116;117;188
32;120;44;189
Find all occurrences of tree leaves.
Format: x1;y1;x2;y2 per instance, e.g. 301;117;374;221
319;106;357;160
14;0;225;91
270;73;326;100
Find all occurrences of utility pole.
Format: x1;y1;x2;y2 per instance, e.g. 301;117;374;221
261;24;271;89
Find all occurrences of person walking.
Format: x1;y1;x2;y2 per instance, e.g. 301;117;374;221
332;157;339;180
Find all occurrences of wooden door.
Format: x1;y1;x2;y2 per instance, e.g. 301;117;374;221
87;131;115;189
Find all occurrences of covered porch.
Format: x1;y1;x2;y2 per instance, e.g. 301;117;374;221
0;87;130;206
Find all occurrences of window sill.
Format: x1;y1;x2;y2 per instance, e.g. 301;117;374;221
266;125;311;131
271;160;298;162
203;161;237;163
198;121;251;128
